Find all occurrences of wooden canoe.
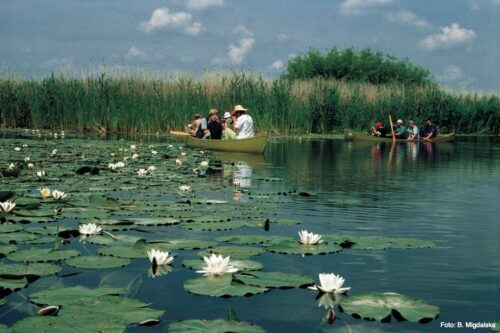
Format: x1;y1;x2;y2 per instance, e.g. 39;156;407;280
186;135;267;154
344;129;455;143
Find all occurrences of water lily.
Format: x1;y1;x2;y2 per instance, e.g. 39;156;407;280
200;161;209;167
36;170;45;178
196;254;238;277
175;159;182;165
147;165;156;172
22;144;28;148
27;163;34;169
51;190;67;200
298;230;323;245
181;152;187;156
130;144;137;150
24;157;30;163
0;201;16;213
108;163;118;170
14;147;21;152
309;273;350;294
148;264;172;278
39;188;51;198
8;163;16;170
79;223;102;236
147;248;174;266
179;184;191;192
132;153;139;159
115;161;125;168
151;150;158;156
51;149;58;155
137;168;148;177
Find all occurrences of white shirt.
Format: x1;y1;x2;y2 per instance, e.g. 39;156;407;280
235;114;254;139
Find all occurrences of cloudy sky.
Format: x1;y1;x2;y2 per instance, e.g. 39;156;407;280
1;0;499;91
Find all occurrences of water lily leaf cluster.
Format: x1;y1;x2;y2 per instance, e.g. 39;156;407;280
169;318;266;333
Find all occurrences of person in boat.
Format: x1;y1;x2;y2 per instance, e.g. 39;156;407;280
406;120;419;142
232;105;254;139
221;119;236;140
370;121;387;137
394;119;407;139
421;118;438;139
196;109;222;139
223;111;233;127
186;113;202;135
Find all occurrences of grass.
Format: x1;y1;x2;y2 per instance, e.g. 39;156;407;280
0;71;498;135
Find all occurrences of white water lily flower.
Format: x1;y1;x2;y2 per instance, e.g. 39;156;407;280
8;163;16;170
151;150;158;156
22;144;28;148
0;201;16;213
149;145;154;149
147;248;174;266
36;170;45;178
196;254;238;277
175;159;182;165
200;161;209;167
130;144;137;150
168;144;173;148
51;149;58;155
199;151;204;154
309;273;351;294
27;163;34;169
108;163;118;170
116;161;125;168
51;190;67;200
39;188;51;198
24;157;30;163
14;147;21;152
110;153;116;157
147;165;156;171
131;153;139;160
179;184;191;192
79;223;102;236
181;152;187;156
298;230;323;245
179;146;183;150
137;169;148;177
53;133;58;138
123;156;130;161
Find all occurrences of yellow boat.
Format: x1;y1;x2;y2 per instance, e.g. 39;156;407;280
344;129;455;143
186;135;267;154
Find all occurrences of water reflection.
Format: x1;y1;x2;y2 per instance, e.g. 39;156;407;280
232;162;252;188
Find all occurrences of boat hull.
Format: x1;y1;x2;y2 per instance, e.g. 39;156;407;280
186;135;267;154
344;129;455;143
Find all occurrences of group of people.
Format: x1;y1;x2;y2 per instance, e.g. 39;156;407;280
186;105;254;140
370;118;438;141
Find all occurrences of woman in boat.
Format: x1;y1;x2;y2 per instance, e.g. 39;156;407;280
221;119;236;140
186;113;202;135
232;105;254;139
196;109;222;139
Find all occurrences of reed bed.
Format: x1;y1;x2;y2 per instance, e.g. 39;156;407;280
0;72;498;135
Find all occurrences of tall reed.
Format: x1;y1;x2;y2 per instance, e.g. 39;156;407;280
0;72;498;135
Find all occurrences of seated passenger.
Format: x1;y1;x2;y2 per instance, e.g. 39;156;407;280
421;118;438;139
370;121;387;137
232;105;254;139
186;113;202;134
394;119;407;139
207;111;222;140
196;109;220;139
406;120;419;142
221;119;236;140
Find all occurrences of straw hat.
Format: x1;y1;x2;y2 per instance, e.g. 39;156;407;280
232;105;248;115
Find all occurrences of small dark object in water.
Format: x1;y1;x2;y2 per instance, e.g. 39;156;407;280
299;191;311;197
0;191;15;201
75;166;99;175
264;218;270;231
339;240;356;249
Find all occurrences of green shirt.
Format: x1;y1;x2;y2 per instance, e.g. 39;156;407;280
223;128;236;140
395;125;407;138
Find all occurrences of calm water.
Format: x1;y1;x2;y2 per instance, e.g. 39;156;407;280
1;135;499;332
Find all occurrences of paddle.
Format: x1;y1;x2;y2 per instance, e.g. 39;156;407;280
388;114;396;142
169;130;192;137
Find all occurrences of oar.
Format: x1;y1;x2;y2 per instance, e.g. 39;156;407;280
388;114;396;142
169;130;191;137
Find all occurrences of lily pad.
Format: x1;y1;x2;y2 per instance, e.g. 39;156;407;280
169;319;266;333
97;244;147;259
0;244;17;255
184;274;268;297
263;239;342;255
339;292;440;323
323;234;436;250
0;276;28;291
215;234;289;245
0;224;24;233
29;285;126;306
183;259;263;272
198;246;264;260
152;238;218;250
0;263;61;278
65;256;131;269
235;271;313;289
7;248;80;263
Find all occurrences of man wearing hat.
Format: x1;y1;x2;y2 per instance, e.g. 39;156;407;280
406;120;419;142
394;119;407;139
370;121;387;137
232;105;254;139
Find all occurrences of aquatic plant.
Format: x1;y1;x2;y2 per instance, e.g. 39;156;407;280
309;273;350;294
196;254;238;277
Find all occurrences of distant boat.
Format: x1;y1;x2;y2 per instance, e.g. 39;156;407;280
343;129;455;143
186;135;267;154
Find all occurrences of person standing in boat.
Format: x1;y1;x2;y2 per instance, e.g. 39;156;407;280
406;120;419;142
394;119;407;139
421;118;438;139
370;121;387;137
232;105;254;139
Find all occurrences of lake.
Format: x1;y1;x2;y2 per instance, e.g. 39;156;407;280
0;131;498;333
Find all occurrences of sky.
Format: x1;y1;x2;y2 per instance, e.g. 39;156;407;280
1;0;499;91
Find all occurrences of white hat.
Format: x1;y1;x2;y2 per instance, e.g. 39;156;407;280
397;119;403;123
223;112;231;119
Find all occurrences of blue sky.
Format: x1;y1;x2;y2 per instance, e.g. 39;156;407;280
1;0;499;91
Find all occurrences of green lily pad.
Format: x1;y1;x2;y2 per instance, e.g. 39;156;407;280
29;285;126;306
84;234;144;246
152;238;218;250
181;220;251;231
65;256;131;269
169;319;266;333
0;263;61;278
7;248;80;263
183;259;263;272
0;244;17;255
184;274;268;297
0;232;39;244
235;271;313;289
328;198;365;206
128;217;181;226
0;224;24;233
97;244;147;259
492;321;500;332
198;246;264;260
323;234;436;250
263;239;342;255
0;276;28;291
339;292;440;323
215;234;289;245
0;324;8;333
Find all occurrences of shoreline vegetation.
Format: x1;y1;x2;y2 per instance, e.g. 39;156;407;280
0;71;498;135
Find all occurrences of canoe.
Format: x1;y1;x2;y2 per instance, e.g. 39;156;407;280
344;129;455;143
186;135;267;154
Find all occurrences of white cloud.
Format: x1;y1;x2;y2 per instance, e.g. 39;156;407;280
385;10;432;30
420;23;476;49
227;26;255;64
270;60;284;70
339;0;393;15
439;66;464;82
186;0;224;10
139;7;203;36
125;46;146;60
